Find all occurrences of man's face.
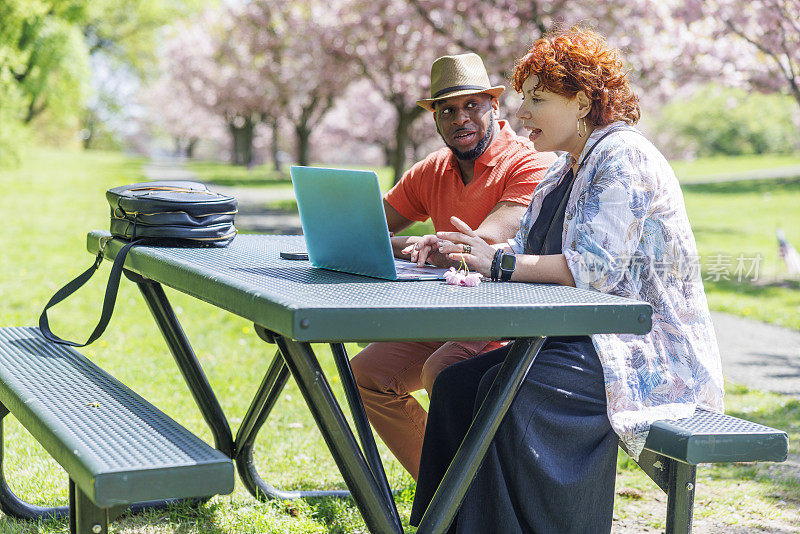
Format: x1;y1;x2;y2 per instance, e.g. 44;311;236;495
434;93;498;161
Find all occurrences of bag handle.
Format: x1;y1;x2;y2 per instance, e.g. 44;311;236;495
39;239;142;347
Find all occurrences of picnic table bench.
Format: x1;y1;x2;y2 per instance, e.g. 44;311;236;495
627;408;788;533
0;326;234;534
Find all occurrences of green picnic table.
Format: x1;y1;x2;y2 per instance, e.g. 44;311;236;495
73;231;784;534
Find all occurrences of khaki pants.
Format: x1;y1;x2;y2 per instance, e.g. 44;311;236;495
350;340;500;480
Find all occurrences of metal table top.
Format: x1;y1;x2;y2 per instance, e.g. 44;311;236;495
88;232;652;342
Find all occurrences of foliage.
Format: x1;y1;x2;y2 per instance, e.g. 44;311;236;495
655;84;800;157
0;0;90;160
331;0;459;183
81;0;205;73
0;0;205;161
0;68;26;166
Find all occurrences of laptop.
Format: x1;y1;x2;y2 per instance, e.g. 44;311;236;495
289;166;449;281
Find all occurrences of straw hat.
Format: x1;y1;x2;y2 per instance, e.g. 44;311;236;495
416;53;505;112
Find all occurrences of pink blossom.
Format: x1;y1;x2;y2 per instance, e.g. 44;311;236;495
444;267;482;287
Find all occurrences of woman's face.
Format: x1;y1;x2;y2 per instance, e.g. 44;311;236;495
515;75;585;157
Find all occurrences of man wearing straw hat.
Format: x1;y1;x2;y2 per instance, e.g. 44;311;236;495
350;52;556;480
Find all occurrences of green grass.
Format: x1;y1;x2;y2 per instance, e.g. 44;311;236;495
671;153;800;182
682;178;800;329
0;148;416;533
187;160;291;187
186;161;395;190
1;148;799;532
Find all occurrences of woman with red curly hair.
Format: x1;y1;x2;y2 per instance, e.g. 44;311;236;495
409;27;723;532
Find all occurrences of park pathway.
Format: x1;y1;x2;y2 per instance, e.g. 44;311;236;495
143;158;800;397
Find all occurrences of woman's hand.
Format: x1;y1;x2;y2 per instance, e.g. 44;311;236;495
436;216;499;276
402;234;454;267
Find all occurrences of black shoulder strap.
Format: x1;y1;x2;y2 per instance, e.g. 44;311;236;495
577;124;635;170
39;239;142;347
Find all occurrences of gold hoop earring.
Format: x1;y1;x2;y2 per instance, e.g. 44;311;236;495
577;117;587;138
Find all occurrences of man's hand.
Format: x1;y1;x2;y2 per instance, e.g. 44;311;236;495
401;235;454;267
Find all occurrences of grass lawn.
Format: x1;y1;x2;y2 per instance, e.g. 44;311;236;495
187;160;291;187
682;178;800;330
0;148;798;532
671;153;800;182
186;160;396;190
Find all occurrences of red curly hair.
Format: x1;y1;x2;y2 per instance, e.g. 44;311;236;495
511;26;640;126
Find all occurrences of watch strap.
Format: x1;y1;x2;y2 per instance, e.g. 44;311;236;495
490;249;503;281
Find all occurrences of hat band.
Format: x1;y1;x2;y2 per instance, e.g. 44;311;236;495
432;84;489;99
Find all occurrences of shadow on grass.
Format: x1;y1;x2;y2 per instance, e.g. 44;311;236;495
187;161;291;187
304;482;417;534
691;226;750;239
112;498;229;533
256;199;298;212
703;277;799;298
682;176;800;195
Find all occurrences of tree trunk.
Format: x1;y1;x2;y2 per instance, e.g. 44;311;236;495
82;122;95;150
390;111;409;184
295;123;311;167
229;118;255;166
271;119;282;172
390;105;423;184
382;144;393;167
186;137;198;159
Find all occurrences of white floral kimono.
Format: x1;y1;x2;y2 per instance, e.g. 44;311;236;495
510;122;725;459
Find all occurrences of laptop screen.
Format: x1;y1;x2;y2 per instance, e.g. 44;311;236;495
290;166;400;279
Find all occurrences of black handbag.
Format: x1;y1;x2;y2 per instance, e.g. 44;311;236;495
39;181;237;347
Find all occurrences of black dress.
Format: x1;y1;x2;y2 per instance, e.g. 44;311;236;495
410;169;619;533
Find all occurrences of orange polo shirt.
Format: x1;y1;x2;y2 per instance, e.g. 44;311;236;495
385;120;556;232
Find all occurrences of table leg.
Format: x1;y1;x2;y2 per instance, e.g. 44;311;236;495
275;336;403;534
415;336;546;534
330;343;400;525
134;277;234;457
234;349;350;499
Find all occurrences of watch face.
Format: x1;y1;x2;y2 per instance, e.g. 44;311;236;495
500;254;516;270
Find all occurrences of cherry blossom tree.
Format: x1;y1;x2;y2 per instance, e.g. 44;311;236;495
674;0;800;113
138;70;227;158
332;0;463;183
252;1;355;166
313;78;440;166
404;0;712;100
166;11;271;165
164;1;352;167
330;0;708;181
